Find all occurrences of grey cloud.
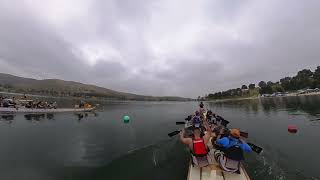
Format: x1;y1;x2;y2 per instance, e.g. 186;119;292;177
0;6;87;80
0;0;320;97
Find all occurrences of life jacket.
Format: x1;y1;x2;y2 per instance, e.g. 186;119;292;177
192;138;208;157
192;116;201;125
224;138;244;161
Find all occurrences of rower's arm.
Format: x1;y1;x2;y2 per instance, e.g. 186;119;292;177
239;139;253;152
180;130;192;145
203;120;211;131
203;129;212;144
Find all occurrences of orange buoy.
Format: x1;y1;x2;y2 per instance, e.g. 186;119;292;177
288;125;297;133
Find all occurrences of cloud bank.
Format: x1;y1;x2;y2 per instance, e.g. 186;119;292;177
0;0;319;97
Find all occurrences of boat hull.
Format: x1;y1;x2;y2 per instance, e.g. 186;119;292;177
186;113;250;180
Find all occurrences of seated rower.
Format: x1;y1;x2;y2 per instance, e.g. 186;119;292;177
214;129;252;173
198;101;206;114
185;115;193;121
180;122;212;167
216;115;230;127
199;101;204;109
192;111;202;127
206;110;217;125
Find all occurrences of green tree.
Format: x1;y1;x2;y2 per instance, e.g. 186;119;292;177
314;66;320;79
314;66;320;87
295;69;313;89
258;81;267;88
248;84;255;89
267;81;274;86
241;85;248;89
271;84;284;92
258;81;274;94
280;77;292;91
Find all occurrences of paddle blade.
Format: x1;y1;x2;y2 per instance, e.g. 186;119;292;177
220;119;230;127
176;121;186;125
240;131;248;138
248;143;263;154
168;130;181;137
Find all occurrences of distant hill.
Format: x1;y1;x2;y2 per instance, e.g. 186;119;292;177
0;73;191;101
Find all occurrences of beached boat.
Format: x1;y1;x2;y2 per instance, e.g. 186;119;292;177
186;113;250;180
0;107;95;113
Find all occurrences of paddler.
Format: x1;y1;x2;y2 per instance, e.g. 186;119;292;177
199;101;204;108
180;121;212;167
199;101;205;115
214;128;252;173
206;110;217;125
192;111;202;128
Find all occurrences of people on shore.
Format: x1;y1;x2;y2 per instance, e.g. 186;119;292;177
0;96;59;109
1;97;16;108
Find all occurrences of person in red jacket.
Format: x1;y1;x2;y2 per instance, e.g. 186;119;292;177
180;121;211;167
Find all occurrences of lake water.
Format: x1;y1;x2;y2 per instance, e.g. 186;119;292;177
0;96;320;180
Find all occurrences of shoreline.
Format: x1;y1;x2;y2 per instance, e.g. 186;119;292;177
206;96;258;103
0;91;192;102
285;91;320;97
206;91;320;103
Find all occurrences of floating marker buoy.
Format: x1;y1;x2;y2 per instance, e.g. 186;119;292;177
288;125;297;133
123;115;130;123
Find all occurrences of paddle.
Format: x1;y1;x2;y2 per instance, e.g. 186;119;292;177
176;121;186;125
176;121;249;138
240;131;249;138
248;143;263;154
168;130;181;137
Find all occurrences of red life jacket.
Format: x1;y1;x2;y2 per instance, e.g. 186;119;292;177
192;138;208;156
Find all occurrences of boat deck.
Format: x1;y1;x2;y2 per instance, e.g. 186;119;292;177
187;146;250;180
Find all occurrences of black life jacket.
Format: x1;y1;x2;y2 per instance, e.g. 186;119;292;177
224;139;244;161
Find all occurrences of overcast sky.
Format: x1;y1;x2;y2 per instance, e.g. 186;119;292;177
0;0;319;97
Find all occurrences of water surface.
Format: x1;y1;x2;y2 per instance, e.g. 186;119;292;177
0;96;320;180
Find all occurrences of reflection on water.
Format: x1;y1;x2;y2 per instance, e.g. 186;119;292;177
207;95;320;180
0;114;15;123
0;112;98;122
209;95;320;120
24;114;46;121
